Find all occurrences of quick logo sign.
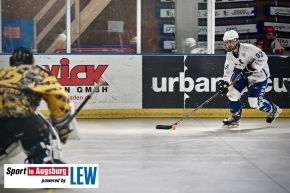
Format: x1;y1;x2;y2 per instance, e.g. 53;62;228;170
42;58;108;86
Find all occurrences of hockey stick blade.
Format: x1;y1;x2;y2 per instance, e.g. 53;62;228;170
155;77;241;130
156;125;172;129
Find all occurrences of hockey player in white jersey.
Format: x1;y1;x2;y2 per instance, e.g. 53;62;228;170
184;37;208;54
217;30;282;126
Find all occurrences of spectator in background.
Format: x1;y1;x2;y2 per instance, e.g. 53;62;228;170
184;37;208;54
130;36;137;53
256;26;285;54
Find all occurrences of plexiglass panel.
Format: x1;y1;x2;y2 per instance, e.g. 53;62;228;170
2;0;66;53
1;0;290;54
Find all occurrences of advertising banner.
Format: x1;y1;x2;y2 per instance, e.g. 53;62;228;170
161;23;257;34
200;24;258;35
156;8;175;18
157;7;256;19
0;55;142;110
276;38;290;48
0;54;289;111
160;39;175;49
159;0;175;2
142;55;290;109
39;55;142;109
199;7;256;19
160;0;256;2
263;21;290;33
266;6;290;17
4;164;99;188
199;0;255;3
142;56;185;108
160;23;175;34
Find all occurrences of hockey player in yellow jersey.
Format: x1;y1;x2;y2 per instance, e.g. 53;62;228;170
0;47;71;164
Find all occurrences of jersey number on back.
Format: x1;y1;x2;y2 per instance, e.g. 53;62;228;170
0;71;22;87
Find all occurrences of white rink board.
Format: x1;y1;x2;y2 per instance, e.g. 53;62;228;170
0;55;142;109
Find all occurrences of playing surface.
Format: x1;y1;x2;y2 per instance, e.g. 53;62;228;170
1;118;290;193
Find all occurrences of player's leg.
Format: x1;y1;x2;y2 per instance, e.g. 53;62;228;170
1;113;64;164
223;76;248;126
0;124;21;164
20;113;66;164
248;79;282;124
35;111;65;163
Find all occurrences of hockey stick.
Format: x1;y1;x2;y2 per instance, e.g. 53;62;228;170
284;80;290;95
55;78;105;144
156;77;241;129
36;78;104;134
64;78;105;127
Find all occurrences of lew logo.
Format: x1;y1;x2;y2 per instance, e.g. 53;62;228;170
42;58;108;86
70;166;97;185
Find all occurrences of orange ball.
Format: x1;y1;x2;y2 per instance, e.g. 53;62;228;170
172;125;177;130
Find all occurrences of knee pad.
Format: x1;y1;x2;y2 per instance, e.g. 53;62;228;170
248;97;259;108
227;86;241;101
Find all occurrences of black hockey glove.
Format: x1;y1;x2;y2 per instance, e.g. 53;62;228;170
242;64;256;79
217;80;229;96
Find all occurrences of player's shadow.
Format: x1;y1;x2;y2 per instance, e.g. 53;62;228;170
212;125;273;134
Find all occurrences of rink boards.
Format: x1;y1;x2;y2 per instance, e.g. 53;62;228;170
0;54;289;118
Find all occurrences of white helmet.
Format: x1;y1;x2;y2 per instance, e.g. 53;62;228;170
184;37;196;48
223;30;239;41
223;30;239;52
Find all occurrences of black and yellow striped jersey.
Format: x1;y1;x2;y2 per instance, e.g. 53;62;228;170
0;65;70;118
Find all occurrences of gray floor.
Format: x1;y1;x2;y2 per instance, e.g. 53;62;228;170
1;118;290;193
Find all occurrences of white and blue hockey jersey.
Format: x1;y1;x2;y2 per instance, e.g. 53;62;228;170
223;43;270;83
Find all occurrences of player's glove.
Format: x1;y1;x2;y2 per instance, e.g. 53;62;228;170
217;80;229;96
49;113;72;144
242;64;256;79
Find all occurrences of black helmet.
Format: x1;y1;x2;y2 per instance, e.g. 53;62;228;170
10;47;33;66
